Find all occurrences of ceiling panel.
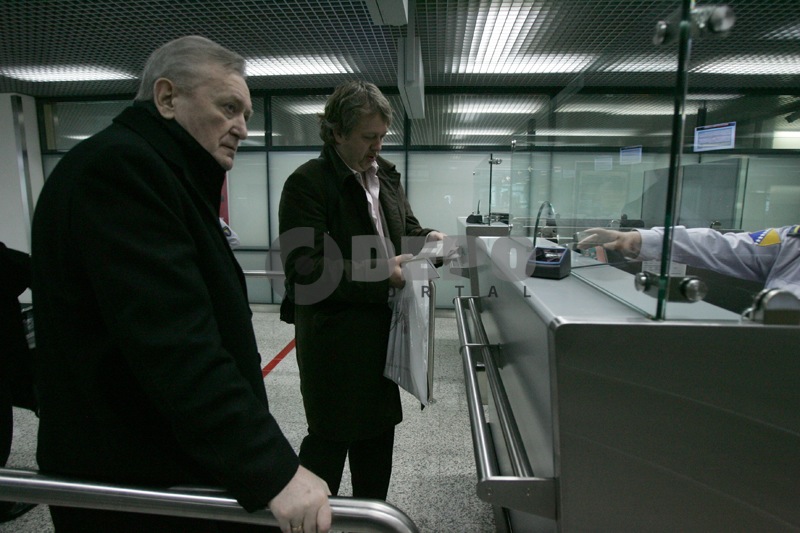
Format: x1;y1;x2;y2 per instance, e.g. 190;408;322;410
1;1;798;149
1;0;798;99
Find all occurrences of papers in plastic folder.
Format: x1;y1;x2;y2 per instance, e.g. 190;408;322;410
411;240;461;264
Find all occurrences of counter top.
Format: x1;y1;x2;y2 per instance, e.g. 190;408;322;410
476;236;742;323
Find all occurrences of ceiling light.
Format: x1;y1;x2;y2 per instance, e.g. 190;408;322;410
448;3;594;74
762;23;800;40
284;103;326;115
450;102;543;114
555;102;678;115
533;128;641;137
693;55;800;75
455;53;595;74
448;129;516;136
603;57;678;72
1;66;135;82
687;93;743;100
247;56;355;76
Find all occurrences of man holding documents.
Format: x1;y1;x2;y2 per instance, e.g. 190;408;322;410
279;80;444;501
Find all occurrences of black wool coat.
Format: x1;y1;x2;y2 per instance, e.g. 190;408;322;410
31;102;298;513
279;144;435;441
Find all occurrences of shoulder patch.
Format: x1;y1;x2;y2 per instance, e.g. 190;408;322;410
748;228;781;246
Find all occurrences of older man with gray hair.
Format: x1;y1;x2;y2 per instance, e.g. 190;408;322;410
32;36;330;533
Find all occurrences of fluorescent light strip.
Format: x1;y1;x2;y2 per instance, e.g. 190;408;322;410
687;93;743;100
284;103;326;115
693;55;800;75
533;128;642;137
555;102;677;115
762;23;800;40
1;66;135;82
450;2;595;74
469;4;537;72
450;102;543;114
247;56;355;76
603;57;677;73
455;53;595;74
448;129;516;136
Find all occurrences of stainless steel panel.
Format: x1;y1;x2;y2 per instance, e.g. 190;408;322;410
554;322;799;531
471;234;800;531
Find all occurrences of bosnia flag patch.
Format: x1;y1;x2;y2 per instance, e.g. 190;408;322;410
748;228;781;246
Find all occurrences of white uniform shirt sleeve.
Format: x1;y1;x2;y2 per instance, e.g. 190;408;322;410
635;226;779;283
219;218;241;249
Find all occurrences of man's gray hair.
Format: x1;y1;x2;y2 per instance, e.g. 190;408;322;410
135;35;246;101
319;80;393;145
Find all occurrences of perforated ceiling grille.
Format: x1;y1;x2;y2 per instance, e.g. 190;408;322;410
1;0;798;99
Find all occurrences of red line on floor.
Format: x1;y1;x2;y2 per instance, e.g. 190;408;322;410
262;338;296;377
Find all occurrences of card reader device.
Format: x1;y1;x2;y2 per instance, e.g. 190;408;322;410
526;246;571;279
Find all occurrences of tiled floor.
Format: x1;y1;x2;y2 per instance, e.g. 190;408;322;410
2;306;495;532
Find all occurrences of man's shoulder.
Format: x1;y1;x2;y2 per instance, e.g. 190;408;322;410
60;122;152;167
293;156;328;175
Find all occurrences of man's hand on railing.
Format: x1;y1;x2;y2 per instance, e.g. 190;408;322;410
269;465;332;533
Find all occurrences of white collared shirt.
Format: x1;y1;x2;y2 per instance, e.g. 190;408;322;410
338;154;388;256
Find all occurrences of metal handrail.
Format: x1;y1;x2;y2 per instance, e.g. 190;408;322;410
454;296;556;519
242;269;285;279
0;468;419;533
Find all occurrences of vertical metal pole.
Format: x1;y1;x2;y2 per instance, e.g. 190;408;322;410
11;95;35;248
426;280;436;403
487;153;494;221
656;0;694;320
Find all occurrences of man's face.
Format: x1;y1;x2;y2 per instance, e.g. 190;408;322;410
171;64;252;170
334;112;388;172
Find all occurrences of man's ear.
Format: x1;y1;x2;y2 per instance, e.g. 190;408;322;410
333;128;345;144
153;78;177;119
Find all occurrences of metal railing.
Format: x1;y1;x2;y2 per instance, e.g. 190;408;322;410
454;296;557;519
242;269;285;279
0;468;419;533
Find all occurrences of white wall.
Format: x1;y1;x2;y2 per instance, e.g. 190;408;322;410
1;94;44;304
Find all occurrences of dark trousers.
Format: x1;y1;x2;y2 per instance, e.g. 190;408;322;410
298;426;395;500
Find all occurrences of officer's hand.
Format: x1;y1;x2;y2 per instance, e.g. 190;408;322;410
577;228;642;258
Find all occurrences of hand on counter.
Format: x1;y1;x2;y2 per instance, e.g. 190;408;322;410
577;228;642;259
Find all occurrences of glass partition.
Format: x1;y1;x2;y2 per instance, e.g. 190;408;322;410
270;94;406;147
470;153;512;223
510;1;799;321
41;98;267;151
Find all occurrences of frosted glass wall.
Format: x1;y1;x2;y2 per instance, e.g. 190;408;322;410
407;152;510;307
227;152;269;247
34;97;800;308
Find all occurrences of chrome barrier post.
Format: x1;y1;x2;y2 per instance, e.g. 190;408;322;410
454;296;557;520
